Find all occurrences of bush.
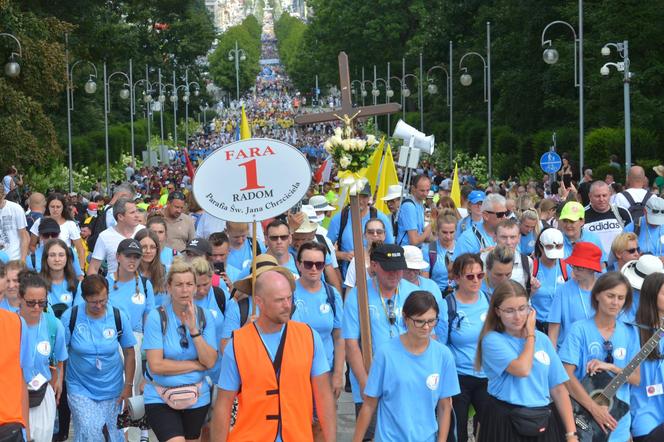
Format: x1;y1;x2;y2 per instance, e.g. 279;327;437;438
593;164;623;185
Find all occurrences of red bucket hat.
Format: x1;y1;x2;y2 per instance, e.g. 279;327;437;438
565;242;602;272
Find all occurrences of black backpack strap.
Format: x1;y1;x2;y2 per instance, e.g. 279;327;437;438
445;294;457;344
521;253;531;294
315;233;332;256
157;306;167;335
428;240;438;277
69;305;79;337
396;199;416;245
30;252;36;269
369;207;377;218
212;286;227;314
196;305;206;331
337;206;351;250
113;307;123;339
323;283;336;317
239;297;249;326
471;224;487;249
139;275;149;296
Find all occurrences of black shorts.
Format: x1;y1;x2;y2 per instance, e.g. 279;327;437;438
145;403;210;441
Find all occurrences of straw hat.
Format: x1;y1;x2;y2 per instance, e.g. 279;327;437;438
233;254;296;294
653;165;664;177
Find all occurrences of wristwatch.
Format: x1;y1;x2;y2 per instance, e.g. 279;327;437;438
190;330;202;338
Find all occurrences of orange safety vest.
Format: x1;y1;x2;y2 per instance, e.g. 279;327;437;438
0;310;26;427
230;321;315;442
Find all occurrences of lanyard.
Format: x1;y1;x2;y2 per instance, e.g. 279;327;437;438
577;284;591;319
373;277;399;337
84;308;109;370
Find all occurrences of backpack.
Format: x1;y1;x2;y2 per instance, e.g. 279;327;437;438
68;305;123;341
445;291;491;344
621;190;653;225
338;205;377;250
247;237;263;255
86;209;107;252
315;233;332;257
427;240;452;279
212;286;227;315
157;305;207;335
520;253;532;295
396;199;416;245
532;258;569;282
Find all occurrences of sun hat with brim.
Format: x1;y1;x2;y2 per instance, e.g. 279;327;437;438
301;204;324;224
565;242;602;272
645;196;664;226
359;183;372;196
234;254;296;294
559;201;585;221
539;228;565;260
403;245;429;270
295;216;318;234
621;255;664;290
309;195;336;212
653;165;664;177
370;243;408;271
381;184;403;201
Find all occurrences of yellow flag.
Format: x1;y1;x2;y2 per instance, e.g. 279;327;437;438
362;137;385;194
374;144;399;215
240;105;251;140
451;162;461;208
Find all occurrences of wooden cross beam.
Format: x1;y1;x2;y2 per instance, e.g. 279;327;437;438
294;52;401;127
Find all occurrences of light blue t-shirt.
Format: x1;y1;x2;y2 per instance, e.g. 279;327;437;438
105;275;155;333
619;289;639;324
236;254;299;280
220;297;259;340
61;306;136;400
228;239;266;271
160;246;175;272
630;340;664;437
445;291;490;377
396;198;425;246
563;231;608;263
194;287;225;380
456;217;482;240
0;298;20;313
47;279;79;310
27;245;84;277
546;278;595;347
421;241;454;292
143;304;217;407
453;224;495;261
18;315;33;382
520;232;536;256
482;330;568;407
530;260;568;322
24;313;68;382
342;278;418;402
559;318;639;442
365;337;460;442
292;281;343;367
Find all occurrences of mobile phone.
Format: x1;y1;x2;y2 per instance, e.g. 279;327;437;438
213;261;225;275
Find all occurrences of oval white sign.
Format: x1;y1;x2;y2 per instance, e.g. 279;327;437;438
193;138;312;222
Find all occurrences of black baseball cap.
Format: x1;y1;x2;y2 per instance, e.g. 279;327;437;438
38;218;61;235
370;244;407;271
117;238;143;257
184;238;212;256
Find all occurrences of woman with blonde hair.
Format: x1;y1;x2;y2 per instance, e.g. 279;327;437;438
609;232;640;272
518;209;541;256
422;211;458;295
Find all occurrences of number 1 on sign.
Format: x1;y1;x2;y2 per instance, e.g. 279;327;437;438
238;159;265;191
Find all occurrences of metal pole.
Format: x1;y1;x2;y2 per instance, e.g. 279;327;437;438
361;66;365;106
129;59;135;162
185;68;189;146
65;34;73;193
158;68;164;152
487;21;492;179
449;40;454;164
103;62;110;194
146;65;151;153
419;52;424;131
623;40;631;169
315;74;319;105
578;0;584;176
235;40;240;101
387;62;391;131
402;58;406;120
173;70;178;148
373;65;378;127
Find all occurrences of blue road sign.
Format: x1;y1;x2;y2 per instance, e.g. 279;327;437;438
540;151;562;174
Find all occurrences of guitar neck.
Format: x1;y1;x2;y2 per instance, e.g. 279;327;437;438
601;324;664;400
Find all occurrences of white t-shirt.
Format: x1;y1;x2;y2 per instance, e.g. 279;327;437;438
0;200;27;260
2;176;13;194
343;257;370;288
91;224;144;273
29;218;81;247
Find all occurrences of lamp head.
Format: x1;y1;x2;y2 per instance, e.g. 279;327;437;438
158;94;166;103
386;88;394;98
143;92;153;103
4;59;20;78
361;89;367;97
542;47;559;65
371;88;380;97
600;65;610;76
119;88;130;100
240;54;246;62
228;54;233;62
170;94;177;103
601;46;611;57
194;89;200;97
84;78;97;94
183;94;189;103
402;87;411;98
427;83;438;94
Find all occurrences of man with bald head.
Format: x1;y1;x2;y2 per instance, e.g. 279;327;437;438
615;166;654;224
584;180;632;257
213;269;336;442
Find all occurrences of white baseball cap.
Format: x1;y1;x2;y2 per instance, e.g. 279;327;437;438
381;184;403;201
539;228;565;260
403;245;429;270
645;196;664;226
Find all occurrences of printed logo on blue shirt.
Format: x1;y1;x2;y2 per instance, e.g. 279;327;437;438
36;341;51;356
60;293;72;303
320;303;331;314
131;293;146;305
588;341;603;357
613;347;627;360
426;373;440;390
534;350;551;365
102;328;116;339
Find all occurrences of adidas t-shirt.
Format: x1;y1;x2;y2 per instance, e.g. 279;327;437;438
583;205;631;256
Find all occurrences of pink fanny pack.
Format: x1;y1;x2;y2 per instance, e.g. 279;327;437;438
154;382;202;410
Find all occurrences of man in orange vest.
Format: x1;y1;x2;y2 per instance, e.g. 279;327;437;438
212;268;336;442
0;308;33;441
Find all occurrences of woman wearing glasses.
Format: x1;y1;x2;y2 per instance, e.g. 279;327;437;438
530;229;569;333
143;259;217;442
444;253;491;442
476;280;577;442
135;228;168;307
610;232;640;272
422;211;457;295
353;291;459;442
343;218;386;289
60;274;136;442
558;272;639;441
631;273;664;441
19;270;68;442
39;239;79;318
547;242;602;347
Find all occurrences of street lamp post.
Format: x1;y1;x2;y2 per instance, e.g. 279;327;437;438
402;57;419;126
65;34;97;193
228;40;246;101
155;69;166;153
182;68;200;147
600;40;632;170
133;76;152;164
0;32;22;78
541;17;584;177
372;67;390;133
419;52;424;131
427;59;452;164
459;21;492;178
389;75;405;120
171;71;179;148
105;60;135;165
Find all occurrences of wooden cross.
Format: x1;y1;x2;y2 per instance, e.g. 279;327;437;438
294;52;401;128
295;52;401;371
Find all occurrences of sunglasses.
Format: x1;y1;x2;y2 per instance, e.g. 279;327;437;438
24;299;48;308
625;247;640;254
177;325;189;349
649;209;664;214
462;272;485;281
486;210;507;218
386;299;397;326
603;340;614;364
268;235;290;242
409;317;439;328
300;260;325;270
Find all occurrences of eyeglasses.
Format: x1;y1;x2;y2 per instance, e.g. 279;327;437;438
301;260;325;271
86;298;108;306
497;305;531;316
486;210;507;218
543;243;564;250
625;247;640;254
40;233;59;239
462;272;485;281
603;340;614;364
24;299;48;308
409;317;439;328
386;299;397;326
177;325;189;349
366;229;385;235
649;209;664;214
268;235;290;242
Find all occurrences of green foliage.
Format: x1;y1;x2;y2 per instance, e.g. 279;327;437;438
594;164;623;185
275;14;307;79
